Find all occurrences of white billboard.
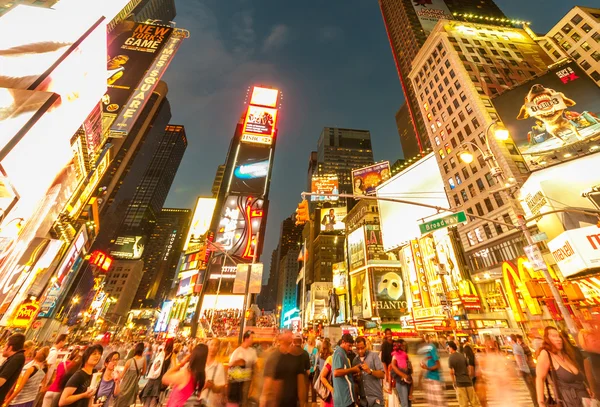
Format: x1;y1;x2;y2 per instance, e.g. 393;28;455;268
376;153;450;251
411;0;452;34
548;225;600;278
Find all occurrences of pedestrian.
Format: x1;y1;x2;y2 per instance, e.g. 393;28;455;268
304;335;318;403
579;328;600;399
511;335;537;406
43;349;80;407
141;342;169;407
353;336;385;407
380;329;393;390
23;342;35;366
162;344;207;407
47;335;67;378
448;341;480;407
0;333;27;406
59;344;103;407
227;330;257;407
535;326;594;407
419;334;446;407
317;339;334;407
94;352;120;407
200;339;226;407
332;333;360;407
5;347;50;407
113;342;145;407
461;337;476;383
390;339;412;407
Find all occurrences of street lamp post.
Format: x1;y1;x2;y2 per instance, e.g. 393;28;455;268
458;121;579;335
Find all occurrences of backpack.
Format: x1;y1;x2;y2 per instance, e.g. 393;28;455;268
146;352;165;380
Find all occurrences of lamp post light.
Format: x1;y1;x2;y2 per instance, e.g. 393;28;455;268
458;121;579;335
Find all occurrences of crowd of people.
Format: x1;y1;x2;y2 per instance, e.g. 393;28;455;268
0;326;597;407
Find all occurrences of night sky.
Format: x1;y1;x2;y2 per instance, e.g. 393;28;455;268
163;0;598;281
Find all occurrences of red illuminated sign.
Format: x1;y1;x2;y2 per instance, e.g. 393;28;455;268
89;250;113;272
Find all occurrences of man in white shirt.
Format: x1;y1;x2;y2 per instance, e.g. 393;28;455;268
201;339;226;406
46;334;67;378
228;330;257;406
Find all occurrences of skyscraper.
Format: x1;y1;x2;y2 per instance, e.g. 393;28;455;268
395;102;420;159
133;208;191;309
316;127;374;194
132;0;176;23
379;0;507;155
211;164;226;197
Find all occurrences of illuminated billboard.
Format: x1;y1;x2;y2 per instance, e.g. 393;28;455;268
350;270;372;319
243;105;277;137
102;22;174;134
492;62;600;171
377;153;450;251
352;162;391;197
371;266;408;319
319;206;346;232
311;175;339;201
184;198;217;251
110;235;146;260
230;143;272;196
411;0;452;34
348;227;366;272
365;224;389;262
250;86;279;108
332;262;348;293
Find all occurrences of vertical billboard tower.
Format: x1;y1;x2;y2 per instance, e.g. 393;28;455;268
191;86;280;336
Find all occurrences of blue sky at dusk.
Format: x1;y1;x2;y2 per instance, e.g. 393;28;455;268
163;0;598;279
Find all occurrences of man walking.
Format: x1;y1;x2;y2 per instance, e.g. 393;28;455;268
333;334;360;407
461;336;476;383
511;335;538;407
0;333;26;406
228;330;257;407
448;342;481;407
420;334;446;406
352;337;385;407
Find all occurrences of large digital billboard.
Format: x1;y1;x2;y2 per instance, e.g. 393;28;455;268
183;198;217;252
492;62;600;171
311;175;339;201
377;153;450;251
371;266;408;319
243;105;277;136
352;162;391;197
110;235;146;260
250;87;279;108
319;207;346;232
241;86;279;146
102;22;174;134
230;143;272;196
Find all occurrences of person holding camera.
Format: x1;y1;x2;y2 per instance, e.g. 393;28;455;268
352;337;385;407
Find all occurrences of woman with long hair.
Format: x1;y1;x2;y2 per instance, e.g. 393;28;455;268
5;347;50;407
318;339;334;407
43;349;81;407
162;344;208;407
59;345;103;407
536;326;593;407
94;352;121;407
113;343;146;407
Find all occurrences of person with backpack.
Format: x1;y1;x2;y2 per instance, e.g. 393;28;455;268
113;343;145;407
59;345;103;407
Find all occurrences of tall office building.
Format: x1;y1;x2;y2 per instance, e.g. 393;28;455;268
408;21;553;277
118;125;187;237
277;248;300;325
258;246;280;310
132;0;176;23
316;127;374;193
379;0;507;156
211;164;226;197
395;103;419;159
133;208;191;309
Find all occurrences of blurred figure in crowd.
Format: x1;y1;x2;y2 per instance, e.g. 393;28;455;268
332;334;360;407
0;334;26;406
162;344;207;407
227;330;257;407
419;334;446;407
511;334;537;407
579;328;600;399
5;346;49;407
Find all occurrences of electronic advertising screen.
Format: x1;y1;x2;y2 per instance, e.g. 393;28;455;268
348;227;366;272
110;235;146;260
311;175;339;201
103;22;173;129
492;62;600;171
319;206;346;232
352;162;391;197
230;143;272;197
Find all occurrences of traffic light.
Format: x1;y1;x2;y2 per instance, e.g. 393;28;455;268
295;200;309;225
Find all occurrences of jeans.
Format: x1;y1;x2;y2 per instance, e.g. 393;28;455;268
395;382;411;407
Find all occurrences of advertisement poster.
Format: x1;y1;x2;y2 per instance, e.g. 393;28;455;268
311;175;339;201
243;105;277;136
184;198;217;252
492;63;600;171
365;225;389;262
332;262;348;293
110;235;146;260
411;0;453;34
348;227;366;272
371;266;408;318
352;162;391;197
103;22;173;128
350;270;372;319
232;263;264;294
319;207;346;232
230;143;272;196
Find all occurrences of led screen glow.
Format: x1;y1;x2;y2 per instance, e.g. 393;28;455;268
311;175;339;201
249;86;279;108
376;153;450;251
243;105;277;137
184;198;217;251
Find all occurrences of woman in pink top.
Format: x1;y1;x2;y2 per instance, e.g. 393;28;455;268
162;344;208;407
42;349;81;407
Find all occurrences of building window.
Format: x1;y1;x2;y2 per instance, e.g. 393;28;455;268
571;50;581;60
452;118;459;128
571;32;581;42
462;167;470;180
446;124;453;135
456;174;462;185
450;157;457;169
581;60;592;70
445;143;452;154
448;178;456;189
443;162;449;174
451;138;457;148
591;51;600;62
457;130;464;142
450;69;455;78
571;14;583;24
461;190;469;202
484;198;494;212
439;149;446;159
485;172;495;186
515;161;528;174
553;32;563;41
561;41;572;51
458;111;466;122
464;123;472;136
562;23;573;34
591;71;600;81
494;222;504;235
593;32;600;43
475;203;484;216
435;136;441;145
552;50;561;59
503;214;513;226
582;41;592;52
453;99;460;108
453;195;460;206
582;23;592;33
465;103;472;113
493;192;505;207
454;80;461;90
483;224;493;239
476;178;485;192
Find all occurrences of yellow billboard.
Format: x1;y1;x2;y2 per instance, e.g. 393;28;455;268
184;197;217;251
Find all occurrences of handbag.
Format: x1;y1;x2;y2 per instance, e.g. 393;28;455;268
313;369;331;401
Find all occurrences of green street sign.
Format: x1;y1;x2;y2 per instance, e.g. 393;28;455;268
419;211;467;234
